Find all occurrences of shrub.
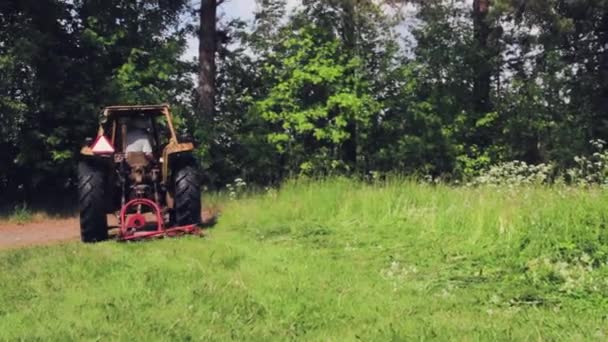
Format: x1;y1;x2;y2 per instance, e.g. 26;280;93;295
566;139;608;187
471;161;554;186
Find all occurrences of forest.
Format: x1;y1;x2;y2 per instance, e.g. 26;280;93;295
2;0;608;200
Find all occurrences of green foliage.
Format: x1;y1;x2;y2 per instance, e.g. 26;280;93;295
255;26;379;173
114;41;191;104
195;16;283;188
0;0;191;199
1;180;608;339
2;0;608;194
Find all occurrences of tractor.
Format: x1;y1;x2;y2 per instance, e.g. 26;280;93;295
78;104;201;242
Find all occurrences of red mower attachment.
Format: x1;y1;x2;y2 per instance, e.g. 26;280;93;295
118;198;201;241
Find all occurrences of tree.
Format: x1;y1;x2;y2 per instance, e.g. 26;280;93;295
198;0;224;121
298;0;387;170
0;0;190;202
252;1;418;175
339;0;358;168
472;0;492;114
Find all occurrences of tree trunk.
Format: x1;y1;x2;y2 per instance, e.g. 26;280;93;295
472;0;492;113
596;11;608;136
341;0;358;168
198;0;217;120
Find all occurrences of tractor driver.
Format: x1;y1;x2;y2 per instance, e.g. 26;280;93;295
125;117;153;159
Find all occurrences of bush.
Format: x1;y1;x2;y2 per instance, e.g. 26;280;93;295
566;139;608;186
471;161;554;186
469;140;608;187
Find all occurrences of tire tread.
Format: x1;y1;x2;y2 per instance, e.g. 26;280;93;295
78;161;108;242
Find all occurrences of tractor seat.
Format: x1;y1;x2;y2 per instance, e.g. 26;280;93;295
126;152;150;169
126;152;151;184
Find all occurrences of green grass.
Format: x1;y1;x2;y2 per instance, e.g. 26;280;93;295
1;179;608;340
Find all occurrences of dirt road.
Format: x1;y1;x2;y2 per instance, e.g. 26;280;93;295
0;209;218;250
0;218;80;250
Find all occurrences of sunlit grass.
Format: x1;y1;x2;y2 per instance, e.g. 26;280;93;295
1;179;607;340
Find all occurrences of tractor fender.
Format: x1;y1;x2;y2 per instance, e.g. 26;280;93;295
161;142;195;184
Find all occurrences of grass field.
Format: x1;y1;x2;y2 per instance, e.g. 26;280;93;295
1;179;608;340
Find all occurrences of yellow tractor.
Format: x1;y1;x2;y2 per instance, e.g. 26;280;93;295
78;104;201;242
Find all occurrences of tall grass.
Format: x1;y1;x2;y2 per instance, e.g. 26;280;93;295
1;179;607;340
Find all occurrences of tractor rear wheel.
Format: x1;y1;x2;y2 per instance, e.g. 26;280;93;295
174;165;201;226
78;161;109;242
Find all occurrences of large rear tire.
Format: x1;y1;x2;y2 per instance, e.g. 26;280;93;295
174;165;201;226
78;161;108;242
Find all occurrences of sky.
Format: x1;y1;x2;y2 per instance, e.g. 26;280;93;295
183;0;299;61
183;0;418;61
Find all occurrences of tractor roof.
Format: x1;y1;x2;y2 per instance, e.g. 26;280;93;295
103;104;170;117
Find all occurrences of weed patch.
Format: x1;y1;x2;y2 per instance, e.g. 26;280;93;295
7;204;33;224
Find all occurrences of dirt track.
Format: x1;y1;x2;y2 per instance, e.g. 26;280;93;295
0;218;80;249
0;209;218;250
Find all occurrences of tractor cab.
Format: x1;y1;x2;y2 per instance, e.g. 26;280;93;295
99;105;174;157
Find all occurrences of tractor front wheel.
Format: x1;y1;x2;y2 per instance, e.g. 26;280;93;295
174;165;201;226
78;161;109;242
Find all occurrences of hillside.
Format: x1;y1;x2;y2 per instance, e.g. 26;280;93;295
1;179;607;340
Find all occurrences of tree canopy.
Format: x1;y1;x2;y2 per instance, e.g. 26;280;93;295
1;0;607;200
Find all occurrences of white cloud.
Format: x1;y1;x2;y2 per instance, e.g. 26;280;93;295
218;0;257;21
